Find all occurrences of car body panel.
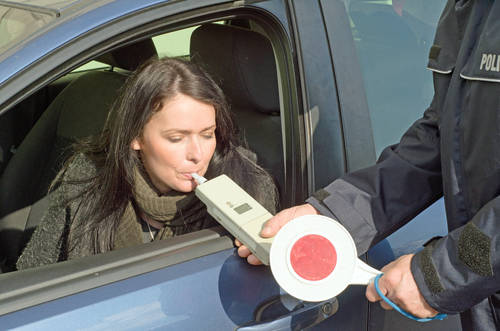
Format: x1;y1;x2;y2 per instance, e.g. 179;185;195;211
2;250;281;330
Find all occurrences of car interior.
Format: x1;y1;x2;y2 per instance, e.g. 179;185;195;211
0;20;284;273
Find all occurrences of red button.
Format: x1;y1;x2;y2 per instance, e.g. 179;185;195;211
289;234;337;281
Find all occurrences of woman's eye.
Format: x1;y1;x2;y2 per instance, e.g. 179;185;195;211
167;136;182;143
202;131;215;139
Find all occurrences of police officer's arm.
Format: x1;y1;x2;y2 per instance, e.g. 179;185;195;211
409;197;500;314
306;96;443;254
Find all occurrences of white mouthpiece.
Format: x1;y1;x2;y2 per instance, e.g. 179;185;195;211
191;173;207;185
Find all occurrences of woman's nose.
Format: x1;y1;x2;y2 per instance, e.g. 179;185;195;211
187;137;202;163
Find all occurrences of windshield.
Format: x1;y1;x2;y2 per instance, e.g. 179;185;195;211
0;5;55;55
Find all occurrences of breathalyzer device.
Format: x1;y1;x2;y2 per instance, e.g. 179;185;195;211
192;173;274;265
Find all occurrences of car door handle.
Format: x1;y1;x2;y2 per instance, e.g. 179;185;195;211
236;296;338;330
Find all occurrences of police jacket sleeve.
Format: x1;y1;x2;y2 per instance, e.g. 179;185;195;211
306;96;443;255
410;197;500;314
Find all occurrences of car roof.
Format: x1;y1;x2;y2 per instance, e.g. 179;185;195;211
0;0;168;86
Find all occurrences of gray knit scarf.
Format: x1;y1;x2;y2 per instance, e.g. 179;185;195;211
114;167;209;249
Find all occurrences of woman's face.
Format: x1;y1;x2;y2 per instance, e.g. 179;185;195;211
132;93;217;194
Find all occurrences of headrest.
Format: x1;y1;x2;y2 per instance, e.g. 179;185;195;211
97;38;158;71
190;24;279;114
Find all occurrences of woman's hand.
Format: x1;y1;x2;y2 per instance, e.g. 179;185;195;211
365;254;439;318
235;203;319;265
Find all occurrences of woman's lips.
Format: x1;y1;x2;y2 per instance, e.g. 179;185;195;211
181;172;197;180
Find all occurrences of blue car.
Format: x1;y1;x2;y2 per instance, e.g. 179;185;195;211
0;0;461;329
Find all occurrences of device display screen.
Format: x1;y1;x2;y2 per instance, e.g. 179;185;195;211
234;203;252;214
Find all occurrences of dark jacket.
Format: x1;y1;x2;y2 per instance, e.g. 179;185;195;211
307;1;500;329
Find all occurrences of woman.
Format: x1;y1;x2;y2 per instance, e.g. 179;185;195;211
17;57;278;270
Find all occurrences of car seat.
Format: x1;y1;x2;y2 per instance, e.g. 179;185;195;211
0;39;157;272
189;23;284;200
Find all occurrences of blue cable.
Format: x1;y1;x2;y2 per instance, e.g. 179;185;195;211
373;273;447;322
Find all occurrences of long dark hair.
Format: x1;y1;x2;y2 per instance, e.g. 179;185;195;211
59;57;277;255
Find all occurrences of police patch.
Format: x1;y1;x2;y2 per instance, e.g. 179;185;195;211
458;222;494;277
479;53;500;72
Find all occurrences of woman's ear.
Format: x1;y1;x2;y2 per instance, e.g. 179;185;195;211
131;138;142;151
